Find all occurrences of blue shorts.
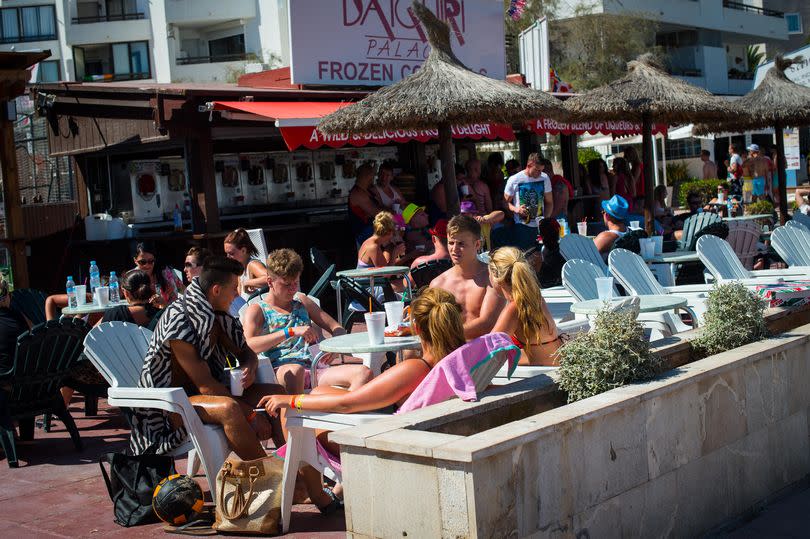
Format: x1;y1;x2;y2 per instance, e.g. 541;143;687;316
752;177;766;196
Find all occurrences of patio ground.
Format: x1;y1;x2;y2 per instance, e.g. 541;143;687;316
0;397;345;538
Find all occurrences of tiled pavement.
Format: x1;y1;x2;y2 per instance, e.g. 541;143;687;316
0;398;345;538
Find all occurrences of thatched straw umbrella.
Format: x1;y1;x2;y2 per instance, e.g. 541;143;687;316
564;54;733;234
696;56;810;225
318;1;566;215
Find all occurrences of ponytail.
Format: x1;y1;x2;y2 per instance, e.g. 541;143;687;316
410;288;465;361
488;247;549;343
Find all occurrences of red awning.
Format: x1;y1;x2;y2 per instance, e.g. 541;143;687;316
211;101;515;150
527;118;668;136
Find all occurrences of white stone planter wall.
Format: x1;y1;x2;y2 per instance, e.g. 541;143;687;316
333;324;810;538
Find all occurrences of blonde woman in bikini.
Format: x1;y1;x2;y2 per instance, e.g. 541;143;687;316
488;246;561;366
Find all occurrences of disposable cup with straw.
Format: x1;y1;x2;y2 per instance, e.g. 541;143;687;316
224;354;243;396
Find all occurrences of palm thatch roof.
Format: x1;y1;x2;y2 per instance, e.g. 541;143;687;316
318;1;565;135
695;55;810;134
563;54;733;123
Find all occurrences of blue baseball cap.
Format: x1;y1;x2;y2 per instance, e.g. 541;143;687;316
601;195;629;221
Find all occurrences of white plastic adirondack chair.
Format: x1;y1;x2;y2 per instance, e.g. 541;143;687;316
237;292;320;321
772;223;810;267
696;235;810;282
562;259;619;301
792;211;810;229
608;249;702;334
280;337;516;533
559;234;608;274
678;212;721;251
83;322;230;498
726;221;762;269
246;228;268;264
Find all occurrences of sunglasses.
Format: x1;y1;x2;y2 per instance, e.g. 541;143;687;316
136;258;155;266
183;262;199;268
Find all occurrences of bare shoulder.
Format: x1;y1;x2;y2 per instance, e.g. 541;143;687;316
429;265;455;288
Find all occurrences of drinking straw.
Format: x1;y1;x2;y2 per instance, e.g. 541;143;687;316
225;354;233;369
369;297;373;312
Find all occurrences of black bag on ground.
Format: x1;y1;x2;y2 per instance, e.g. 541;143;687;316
99;445;176;527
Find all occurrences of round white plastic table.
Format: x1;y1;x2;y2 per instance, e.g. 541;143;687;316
62;300;129;316
335;266;412;324
310;332;421;382
570;295;688;315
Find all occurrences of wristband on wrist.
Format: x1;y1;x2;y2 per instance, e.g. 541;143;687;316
288;395;296;408
246;410;257;423
283;327;291;339
295;394;304;411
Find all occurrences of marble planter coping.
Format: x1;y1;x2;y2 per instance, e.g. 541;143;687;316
332;305;810;464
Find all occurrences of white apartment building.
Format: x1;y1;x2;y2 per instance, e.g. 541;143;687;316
556;0;793;95
0;0;290;83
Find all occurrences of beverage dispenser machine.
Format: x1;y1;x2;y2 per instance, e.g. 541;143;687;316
129;160;163;222
214;154;244;211
264;152;293;205
241;154;269;207
160;158;191;218
291;151;317;202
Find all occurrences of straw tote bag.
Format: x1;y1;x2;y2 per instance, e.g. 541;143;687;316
213;451;284;535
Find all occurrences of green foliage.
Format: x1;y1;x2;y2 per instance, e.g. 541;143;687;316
665;161;692;184
745;45;765;74
549;3;660;90
677;178;724;207
578;147;601;166
746;199;775;216
692;283;767;359
558;308;661;402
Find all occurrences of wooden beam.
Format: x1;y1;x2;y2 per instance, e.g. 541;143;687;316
0;117;29;287
184;126;220;233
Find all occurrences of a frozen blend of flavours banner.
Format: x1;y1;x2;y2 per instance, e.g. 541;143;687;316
288;0;505;86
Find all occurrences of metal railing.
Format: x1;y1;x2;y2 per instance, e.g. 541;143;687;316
722;1;784;18
176;53;252;65
0;34;57;44
71;12;145;24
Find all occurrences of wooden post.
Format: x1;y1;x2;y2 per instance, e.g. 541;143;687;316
185;126;220;234
438;123;459;216
413;141;429;205
0;116;29;288
774;122;788;226
642;114;655;236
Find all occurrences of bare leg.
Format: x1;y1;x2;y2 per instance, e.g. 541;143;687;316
275;364;306;394
242;382;286;448
189;395;265;461
316;364;373;391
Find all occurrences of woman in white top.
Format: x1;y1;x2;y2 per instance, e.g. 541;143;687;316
224;228;268;300
373;163;406;212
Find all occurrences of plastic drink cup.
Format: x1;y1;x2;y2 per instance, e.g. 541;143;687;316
596;277;614;300
652;235;663;256
94;286;110;307
75;285;87;306
256;358;276;385
364;312;386;345
641;239;656;260
630;220;640;230
227;368;244;396
460;184;471;196
384;301;404;329
577;222;588;236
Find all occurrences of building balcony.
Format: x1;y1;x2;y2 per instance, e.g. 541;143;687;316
67;18;151;46
176;52;253;65
722;1;783;19
0;33;57;45
71;12;145;24
165;0;255;25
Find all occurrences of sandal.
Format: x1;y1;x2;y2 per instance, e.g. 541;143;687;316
317;487;344;516
164;511;216;536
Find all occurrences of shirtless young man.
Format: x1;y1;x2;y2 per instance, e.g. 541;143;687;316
429;214;505;340
746;144;773;200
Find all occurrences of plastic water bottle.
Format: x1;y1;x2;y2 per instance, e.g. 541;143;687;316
66;276;78;309
154;283;162;302
173;204;183;232
726;198;734;218
89;260;101;293
109;271;120;303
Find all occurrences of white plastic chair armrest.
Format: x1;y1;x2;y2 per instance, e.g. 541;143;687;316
750;267;810;277
107;387;196;418
285;409;387;431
